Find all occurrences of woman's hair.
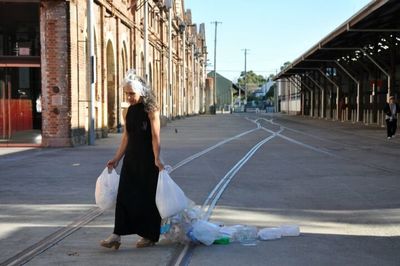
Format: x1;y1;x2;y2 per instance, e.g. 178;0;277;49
121;69;159;113
142;88;159;113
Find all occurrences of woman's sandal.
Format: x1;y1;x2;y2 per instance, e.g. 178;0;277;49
100;234;121;250
136;238;155;248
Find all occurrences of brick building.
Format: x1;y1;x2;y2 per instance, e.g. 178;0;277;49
0;0;207;147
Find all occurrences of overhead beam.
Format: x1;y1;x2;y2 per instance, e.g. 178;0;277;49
359;48;391;100
347;29;400;32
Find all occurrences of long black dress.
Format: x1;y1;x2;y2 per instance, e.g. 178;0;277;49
113;102;161;242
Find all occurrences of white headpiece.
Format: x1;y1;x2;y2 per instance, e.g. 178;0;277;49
121;69;148;96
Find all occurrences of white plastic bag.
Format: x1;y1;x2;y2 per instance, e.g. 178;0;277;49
156;169;188;218
95;167;120;210
191;220;221;246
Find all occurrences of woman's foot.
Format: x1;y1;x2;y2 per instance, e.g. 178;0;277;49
136;238;155;248
100;234;121;250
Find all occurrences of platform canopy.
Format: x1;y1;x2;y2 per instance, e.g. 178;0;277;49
274;0;400;80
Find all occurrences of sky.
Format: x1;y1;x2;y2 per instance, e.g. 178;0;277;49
185;0;372;82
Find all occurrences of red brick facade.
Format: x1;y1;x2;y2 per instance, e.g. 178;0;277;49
38;0;207;147
40;1;71;147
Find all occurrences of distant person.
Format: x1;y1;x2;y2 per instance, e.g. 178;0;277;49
383;96;399;139
101;70;164;249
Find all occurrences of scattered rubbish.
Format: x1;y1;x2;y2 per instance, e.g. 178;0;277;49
156;168;300;246
257;227;282;240
191;220;221;246
279;225;300;237
232;225;258;246
213;237;230;245
160;223;171;234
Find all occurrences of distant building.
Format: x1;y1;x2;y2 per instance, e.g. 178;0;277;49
207;71;241;112
254;79;275;98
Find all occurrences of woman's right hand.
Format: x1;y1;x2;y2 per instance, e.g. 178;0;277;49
107;158;119;170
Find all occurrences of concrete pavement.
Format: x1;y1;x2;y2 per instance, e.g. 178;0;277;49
0;114;399;266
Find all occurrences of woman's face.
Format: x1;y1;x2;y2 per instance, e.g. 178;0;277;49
124;85;141;105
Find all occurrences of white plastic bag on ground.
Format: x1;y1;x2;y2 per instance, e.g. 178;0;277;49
257;227;282;240
95;167;119;210
191;220;221;246
156;168;189;218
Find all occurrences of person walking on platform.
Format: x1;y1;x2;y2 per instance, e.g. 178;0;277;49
383;96;399;139
101;70;164;249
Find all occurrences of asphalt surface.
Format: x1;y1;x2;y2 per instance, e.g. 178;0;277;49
0;113;399;266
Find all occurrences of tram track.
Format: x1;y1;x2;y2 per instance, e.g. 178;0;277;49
0;125;261;266
172;114;399;265
253;116;397;174
171;129;281;266
3;114;397;266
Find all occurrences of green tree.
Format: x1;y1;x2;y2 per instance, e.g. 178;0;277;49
280;61;291;71
236;71;266;90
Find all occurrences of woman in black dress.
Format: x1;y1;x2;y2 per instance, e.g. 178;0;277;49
101;70;164;249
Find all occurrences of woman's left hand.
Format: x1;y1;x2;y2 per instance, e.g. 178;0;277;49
155;159;164;171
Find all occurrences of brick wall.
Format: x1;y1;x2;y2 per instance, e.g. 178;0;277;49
40;0;71;147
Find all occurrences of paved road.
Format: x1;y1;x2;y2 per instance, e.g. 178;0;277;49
0;113;399;266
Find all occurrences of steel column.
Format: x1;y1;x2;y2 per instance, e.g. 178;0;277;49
306;74;325;118
335;62;361;122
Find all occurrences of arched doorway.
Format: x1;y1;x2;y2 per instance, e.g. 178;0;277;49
106;41;116;131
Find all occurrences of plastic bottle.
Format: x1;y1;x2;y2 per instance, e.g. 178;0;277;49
213;237;230;245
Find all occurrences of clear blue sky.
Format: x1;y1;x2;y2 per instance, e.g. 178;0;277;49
185;0;372;82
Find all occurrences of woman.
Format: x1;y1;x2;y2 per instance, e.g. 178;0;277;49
384;96;399;139
101;70;164;249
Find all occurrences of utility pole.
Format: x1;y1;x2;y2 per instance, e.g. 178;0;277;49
211;21;221;114
242;48;249;106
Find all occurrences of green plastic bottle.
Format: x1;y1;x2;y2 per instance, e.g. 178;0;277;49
213;237;230;245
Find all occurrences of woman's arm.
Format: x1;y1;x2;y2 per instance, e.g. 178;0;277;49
107;128;128;169
148;110;164;171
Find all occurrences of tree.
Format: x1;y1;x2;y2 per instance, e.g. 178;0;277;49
236;71;266;90
280;61;291;71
